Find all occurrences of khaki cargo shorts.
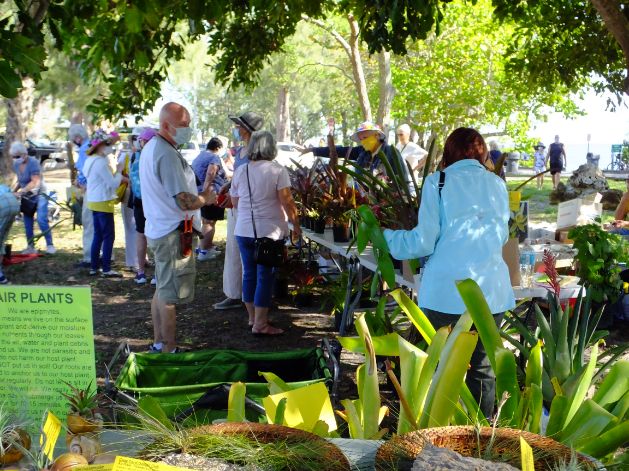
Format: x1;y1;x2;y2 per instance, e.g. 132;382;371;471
148;229;196;304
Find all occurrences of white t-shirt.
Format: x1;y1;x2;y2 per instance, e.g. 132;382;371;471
231;160;292;240
139;136;201;239
396;141;428;174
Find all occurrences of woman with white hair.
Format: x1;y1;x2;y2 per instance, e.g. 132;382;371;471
0;171;20;283
68;123;93;266
230;130;301;335
10;141;56;254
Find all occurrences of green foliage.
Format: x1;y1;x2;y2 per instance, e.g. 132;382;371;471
568;224;628;303
391;0;581;152
492;0;625;103
60;380;98;417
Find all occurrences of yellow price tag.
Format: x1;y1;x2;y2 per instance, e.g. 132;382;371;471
509;191;522;212
74;465;114;470
39;411;62;461
112;456;194;471
520;436;535;471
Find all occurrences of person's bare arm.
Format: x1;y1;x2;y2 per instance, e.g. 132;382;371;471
175;188;216;210
19;174;42;193
202;164;219;193
278;187;301;238
615;191;629;220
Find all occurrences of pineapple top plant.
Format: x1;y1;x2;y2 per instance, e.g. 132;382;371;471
61;381;102;434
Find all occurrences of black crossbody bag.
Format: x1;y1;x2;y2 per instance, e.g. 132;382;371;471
246;165;286;267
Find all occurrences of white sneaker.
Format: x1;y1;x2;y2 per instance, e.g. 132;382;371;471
46;245;57;254
150;276;157;286
197;250;218;261
22;246;37;255
208;246;221;255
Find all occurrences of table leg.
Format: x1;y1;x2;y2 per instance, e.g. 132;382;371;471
338;257;363;335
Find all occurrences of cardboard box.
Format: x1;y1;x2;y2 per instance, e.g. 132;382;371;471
502;238;521;287
556;194;603;230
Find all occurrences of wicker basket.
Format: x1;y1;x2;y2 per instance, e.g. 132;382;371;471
190;422;351;470
375;426;600;471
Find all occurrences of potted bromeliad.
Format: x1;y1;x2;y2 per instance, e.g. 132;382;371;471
0;403;30;466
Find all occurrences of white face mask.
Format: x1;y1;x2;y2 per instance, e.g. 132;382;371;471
173;126;193;146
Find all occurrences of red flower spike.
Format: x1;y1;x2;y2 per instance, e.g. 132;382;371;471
543;249;561;298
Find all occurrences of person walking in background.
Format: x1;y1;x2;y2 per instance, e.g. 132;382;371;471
396;124;428;180
129;127;158;285
118;130;139;271
488;141;506;179
82;130;125;277
533;142;547;190
0;172;20;284
230;131;301;335
191;137;227;261
546;135;567;190
10;141;56;254
213;111;264;311
383;127;515;418
69;124;93;266
140;102;216;354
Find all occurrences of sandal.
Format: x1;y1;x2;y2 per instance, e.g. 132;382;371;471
251;324;284;336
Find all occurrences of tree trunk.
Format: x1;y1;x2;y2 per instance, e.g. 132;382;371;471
590;0;629;93
276;85;291;142
347;15;372;121
1;78;35;176
376;48;395;132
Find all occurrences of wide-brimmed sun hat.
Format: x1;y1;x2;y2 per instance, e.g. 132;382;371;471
228;112;264;133
87;130;120;155
534;141;546;150
351;121;386;143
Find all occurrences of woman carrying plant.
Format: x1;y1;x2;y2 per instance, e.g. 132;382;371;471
82;130;127;277
230;131;301;335
10;141;56;254
383;127;515;418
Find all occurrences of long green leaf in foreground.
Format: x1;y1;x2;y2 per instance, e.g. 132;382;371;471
578;421;629;459
390;288;436;343
397;336;427;434
420;331;478;428
227;382;246;423
456;279;503;369
355;314;383;439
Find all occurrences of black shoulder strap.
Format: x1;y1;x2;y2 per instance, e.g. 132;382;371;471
245;164;258;239
438;171;446;197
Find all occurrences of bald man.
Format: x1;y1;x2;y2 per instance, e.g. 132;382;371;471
139;102;216;353
396;124;428;181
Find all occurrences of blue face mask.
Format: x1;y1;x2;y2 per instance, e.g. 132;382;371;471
232;128;241;141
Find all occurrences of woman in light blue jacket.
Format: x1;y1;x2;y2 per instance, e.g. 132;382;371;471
384;127;515;418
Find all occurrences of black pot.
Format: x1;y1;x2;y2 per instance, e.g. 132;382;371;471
313;217;326;234
294;292;314;308
392;257;402;270
274;278;289;299
332;224;350;243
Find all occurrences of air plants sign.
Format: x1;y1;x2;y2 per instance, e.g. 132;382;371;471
0;286;96;431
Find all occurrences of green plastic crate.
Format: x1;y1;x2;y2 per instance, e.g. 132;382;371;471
113;347;333;423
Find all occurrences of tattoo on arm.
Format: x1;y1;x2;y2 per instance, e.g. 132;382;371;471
175;192;203;210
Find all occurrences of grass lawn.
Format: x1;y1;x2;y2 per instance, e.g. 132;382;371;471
506;176;625;225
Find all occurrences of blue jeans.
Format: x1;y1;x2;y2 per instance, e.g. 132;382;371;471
91;211;115;272
236;236;274;308
23;194;52;246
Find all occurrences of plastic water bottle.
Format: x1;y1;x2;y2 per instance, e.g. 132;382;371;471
519;239;536;288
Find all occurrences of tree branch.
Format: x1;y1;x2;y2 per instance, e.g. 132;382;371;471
590;0;629;94
301;14;352;59
295;62;354;82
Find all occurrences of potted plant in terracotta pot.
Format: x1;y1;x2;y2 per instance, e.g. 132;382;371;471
61;381;103;435
0;404;30;466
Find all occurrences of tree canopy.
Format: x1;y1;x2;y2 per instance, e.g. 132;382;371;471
2;0;454;118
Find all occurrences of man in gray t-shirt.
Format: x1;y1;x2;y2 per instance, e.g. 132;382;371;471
139;102;216;354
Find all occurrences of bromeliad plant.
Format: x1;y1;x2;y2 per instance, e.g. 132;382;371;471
61;381;102;434
458;278;629;464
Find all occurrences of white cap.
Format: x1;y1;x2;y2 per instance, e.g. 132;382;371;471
9;141;28;156
397;124;411;135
